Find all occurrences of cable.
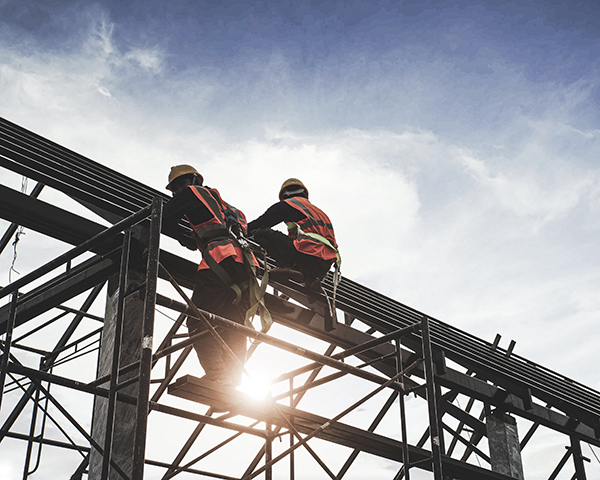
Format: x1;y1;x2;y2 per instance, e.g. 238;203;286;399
156;307;180;324
8;177;28;283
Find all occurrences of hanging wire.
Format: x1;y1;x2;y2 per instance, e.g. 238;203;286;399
156;307;181;324
8;177;28;283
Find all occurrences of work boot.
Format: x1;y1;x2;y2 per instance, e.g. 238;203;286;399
270;267;304;283
304;276;322;292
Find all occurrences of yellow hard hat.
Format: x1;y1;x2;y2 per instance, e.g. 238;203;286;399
279;178;309;200
166;165;203;191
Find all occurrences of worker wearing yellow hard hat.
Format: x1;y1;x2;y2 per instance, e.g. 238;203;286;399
278;178;309;201
248;178;340;290
162;165;252;389
166;164;204;192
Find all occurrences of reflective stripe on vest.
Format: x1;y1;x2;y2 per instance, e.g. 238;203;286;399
284;197;340;265
187;185;245;270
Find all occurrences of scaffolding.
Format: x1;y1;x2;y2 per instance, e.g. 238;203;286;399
1;116;599;479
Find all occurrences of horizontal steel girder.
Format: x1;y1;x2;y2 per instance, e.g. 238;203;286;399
168;375;517;480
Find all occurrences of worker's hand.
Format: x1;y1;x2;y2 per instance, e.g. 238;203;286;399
229;222;242;239
178;234;197;250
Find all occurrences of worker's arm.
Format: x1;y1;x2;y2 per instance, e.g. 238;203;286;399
162;188;212;249
247;201;304;234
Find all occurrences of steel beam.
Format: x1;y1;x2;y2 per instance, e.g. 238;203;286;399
0;170;597;438
2;430;90;453
101;229;132;479
571;437;589;480
0;293;18;409
0;183;121;255
132;196;162;480
0;284;104;444
2;115;600;480
0;255;117;334
0;181;44;255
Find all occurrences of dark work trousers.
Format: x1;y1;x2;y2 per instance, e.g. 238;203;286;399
252;228;332;283
189;257;250;386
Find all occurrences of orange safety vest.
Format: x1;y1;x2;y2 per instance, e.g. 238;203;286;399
186;185;249;270
284;197;339;263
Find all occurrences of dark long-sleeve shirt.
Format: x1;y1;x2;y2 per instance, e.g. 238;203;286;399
162;187;213;249
247;201;305;234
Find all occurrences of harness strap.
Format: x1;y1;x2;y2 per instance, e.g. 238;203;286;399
241;245;272;333
196;228;231;251
194;231;247;304
285;222;342;267
194;229;273;333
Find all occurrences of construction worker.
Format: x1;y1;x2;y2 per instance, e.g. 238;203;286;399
248;178;340;290
162;165;251;387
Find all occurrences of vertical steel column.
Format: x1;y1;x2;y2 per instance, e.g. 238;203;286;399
101;228;132;479
26;380;49;479
1;284;104;446
421;316;443;479
395;339;410;480
571;437;588;480
0;292;18;409
22;360;42;480
289;378;295;480
132;197;162;480
266;389;273;480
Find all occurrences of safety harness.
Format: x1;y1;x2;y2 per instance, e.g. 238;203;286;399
284;197;342;320
188;185;272;334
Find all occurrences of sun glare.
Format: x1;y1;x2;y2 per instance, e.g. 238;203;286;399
238;372;272;400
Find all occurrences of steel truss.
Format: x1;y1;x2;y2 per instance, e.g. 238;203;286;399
0;200;447;479
0;116;599;479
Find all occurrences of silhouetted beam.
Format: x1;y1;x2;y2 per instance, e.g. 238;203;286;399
0;182;44;255
156;293;600;447
168;375;517;480
0;183;195;292
0;256;116;334
0;183;121;253
319;274;600;428
2;115;600;428
285;272;600;432
437;368;600;447
0;119;163;219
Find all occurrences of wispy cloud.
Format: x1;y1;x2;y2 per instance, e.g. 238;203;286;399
0;10;164;121
459;149;593;229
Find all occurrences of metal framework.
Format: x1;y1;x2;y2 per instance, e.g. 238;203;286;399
0;116;599;479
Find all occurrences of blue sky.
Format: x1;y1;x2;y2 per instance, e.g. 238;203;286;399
5;0;600;137
1;1;600;478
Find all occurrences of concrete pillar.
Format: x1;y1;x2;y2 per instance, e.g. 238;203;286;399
486;411;524;479
89;270;145;479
